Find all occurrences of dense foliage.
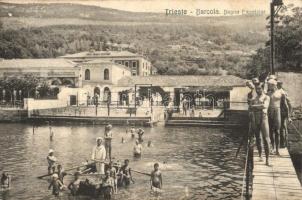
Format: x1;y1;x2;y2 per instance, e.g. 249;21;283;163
246;4;302;78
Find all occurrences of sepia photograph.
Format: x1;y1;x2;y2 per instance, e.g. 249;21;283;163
0;0;302;199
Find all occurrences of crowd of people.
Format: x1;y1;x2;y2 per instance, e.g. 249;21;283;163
246;75;292;166
45;124;162;199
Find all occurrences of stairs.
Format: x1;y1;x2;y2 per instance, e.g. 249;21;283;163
165;110;248;128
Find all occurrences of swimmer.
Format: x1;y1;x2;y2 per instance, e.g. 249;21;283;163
150;163;162;190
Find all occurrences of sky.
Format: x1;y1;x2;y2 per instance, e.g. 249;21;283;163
0;0;301;13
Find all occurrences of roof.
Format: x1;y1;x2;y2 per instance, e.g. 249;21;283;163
117;75;246;87
0;59;76;69
61;51;142;59
80;59;131;71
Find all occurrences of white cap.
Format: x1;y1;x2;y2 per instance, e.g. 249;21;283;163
96;137;103;142
52;174;58;178
268;79;277;85
49;149;54;154
268;75;277;80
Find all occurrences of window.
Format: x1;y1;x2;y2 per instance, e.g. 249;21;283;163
133;61;137;68
85;69;90;80
125;61;129;67
104;69;109;80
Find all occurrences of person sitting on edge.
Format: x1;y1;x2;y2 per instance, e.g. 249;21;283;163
47;149;57;175
48;174;65;197
104;124;113;161
118;159;134;186
68;172;81;196
1;172;10;189
150;163;163;191
133;139;143;158
91;137;106;175
137;128;144;143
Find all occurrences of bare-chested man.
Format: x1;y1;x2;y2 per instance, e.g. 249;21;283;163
267;79;288;155
277;81;292;148
250;85;271;165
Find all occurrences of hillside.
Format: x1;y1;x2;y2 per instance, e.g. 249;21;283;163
0;2;269;77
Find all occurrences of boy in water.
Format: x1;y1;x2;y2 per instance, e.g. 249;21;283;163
133;139;142;158
56;164;67;184
107;162;118;194
137;128;144;143
150;163;162;191
130;126;136;139
102;170;114;200
47;149;57;174
68;172;81;196
48;174;65;197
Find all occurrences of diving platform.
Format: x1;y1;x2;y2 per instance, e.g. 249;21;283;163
252;148;302;200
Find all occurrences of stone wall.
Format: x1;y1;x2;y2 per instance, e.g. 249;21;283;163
0;108;27;122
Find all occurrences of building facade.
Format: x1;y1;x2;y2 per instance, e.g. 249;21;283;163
61;50;152;76
0;59;81;87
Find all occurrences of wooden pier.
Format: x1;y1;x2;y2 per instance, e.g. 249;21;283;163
252;148;302;200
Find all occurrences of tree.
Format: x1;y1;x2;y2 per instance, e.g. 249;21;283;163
246;4;302;78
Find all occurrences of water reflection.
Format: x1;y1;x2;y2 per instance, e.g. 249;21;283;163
0;123;245;200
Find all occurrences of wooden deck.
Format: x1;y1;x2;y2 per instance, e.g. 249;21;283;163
252;148;302;200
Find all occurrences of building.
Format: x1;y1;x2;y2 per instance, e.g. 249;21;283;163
79;59;131;103
0;58;81;87
61;50;152;76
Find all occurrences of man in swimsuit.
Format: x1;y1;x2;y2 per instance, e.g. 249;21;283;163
47;149;57;175
277;81;292;148
267;79;288;155
150;163;162;190
250;85;271;165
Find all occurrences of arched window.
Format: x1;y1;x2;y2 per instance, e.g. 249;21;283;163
104;69;109;80
85;69;90;80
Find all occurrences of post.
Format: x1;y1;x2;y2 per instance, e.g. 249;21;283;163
270;2;275;75
134;85;137;116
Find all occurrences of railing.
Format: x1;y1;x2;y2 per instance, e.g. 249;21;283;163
240;118;254;200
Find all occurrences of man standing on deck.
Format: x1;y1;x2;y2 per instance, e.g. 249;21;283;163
104;124;113;161
250;85;271;165
92;137;106;174
267;79;288;155
277;81;292;148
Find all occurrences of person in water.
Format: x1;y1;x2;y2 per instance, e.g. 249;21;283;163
150;163;162;190
133;139;142;158
56;164;67;184
118;159;134;186
137;128;144;143
1;172;10;189
48;173;65;197
104;124;113;161
91;137;106;174
250;85;271;165
68;172;81;196
130;126;136;139
47;149;57;175
102;170;115;200
107;162;118;194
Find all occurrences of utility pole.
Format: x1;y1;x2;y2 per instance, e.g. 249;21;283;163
270;2;275;75
270;0;283;75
